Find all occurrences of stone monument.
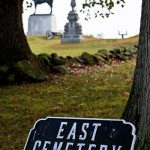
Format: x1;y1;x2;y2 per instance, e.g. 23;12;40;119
61;0;83;43
27;0;56;35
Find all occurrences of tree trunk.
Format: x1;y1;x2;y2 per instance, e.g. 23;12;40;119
0;0;34;65
122;0;150;149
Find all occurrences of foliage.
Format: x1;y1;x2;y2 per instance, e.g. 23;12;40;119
81;0;125;20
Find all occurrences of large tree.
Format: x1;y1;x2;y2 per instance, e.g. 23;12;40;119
0;0;149;149
122;0;150;149
0;0;47;83
82;0;150;149
0;0;35;65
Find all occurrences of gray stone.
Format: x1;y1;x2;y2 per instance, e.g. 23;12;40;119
27;14;56;35
53;65;70;75
61;0;83;43
52;57;66;66
37;53;52;70
80;52;96;65
14;60;48;82
61;34;83;43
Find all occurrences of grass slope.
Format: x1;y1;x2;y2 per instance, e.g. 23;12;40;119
1;61;135;149
27;35;138;57
1;36;137;149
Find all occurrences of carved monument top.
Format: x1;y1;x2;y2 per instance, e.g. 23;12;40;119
71;0;76;10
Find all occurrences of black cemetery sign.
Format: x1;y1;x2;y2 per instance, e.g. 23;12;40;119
24;117;136;150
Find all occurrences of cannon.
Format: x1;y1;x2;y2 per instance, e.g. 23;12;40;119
46;31;63;40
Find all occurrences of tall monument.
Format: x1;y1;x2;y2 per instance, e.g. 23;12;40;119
61;0;83;43
27;0;56;35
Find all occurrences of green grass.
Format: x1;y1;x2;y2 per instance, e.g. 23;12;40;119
0;60;136;149
1;36;137;149
27;35;138;57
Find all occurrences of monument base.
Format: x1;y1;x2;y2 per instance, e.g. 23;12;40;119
27;14;56;35
61;34;83;43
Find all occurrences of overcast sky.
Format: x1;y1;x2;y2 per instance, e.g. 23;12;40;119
23;0;142;38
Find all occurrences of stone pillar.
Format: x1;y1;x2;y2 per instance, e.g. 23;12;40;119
61;0;83;43
27;14;57;35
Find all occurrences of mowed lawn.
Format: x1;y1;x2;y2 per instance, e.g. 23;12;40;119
0;36;138;149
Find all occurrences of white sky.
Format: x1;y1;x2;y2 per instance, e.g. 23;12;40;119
23;0;142;38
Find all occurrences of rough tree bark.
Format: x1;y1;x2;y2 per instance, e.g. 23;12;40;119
0;0;34;65
122;0;150;149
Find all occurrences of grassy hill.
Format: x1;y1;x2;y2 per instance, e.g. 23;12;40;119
27;35;138;57
1;36;138;149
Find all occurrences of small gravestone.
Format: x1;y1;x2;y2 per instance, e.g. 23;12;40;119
61;0;83;43
24;117;136;150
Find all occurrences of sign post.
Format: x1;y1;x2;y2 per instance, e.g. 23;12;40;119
24;117;136;150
